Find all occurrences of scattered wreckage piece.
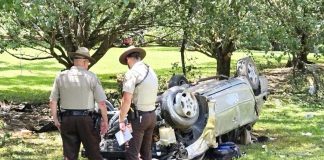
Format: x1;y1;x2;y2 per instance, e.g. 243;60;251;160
82;57;268;159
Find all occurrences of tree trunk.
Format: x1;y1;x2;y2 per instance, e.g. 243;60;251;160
88;32;117;68
286;28;312;67
299;31;310;63
299;52;308;62
180;30;188;76
214;41;235;78
216;54;231;78
270;40;281;51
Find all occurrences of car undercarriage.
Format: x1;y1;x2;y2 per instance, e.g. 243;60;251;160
83;57;268;159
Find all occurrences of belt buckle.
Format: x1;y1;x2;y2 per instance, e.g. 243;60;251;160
77;110;88;116
83;110;90;115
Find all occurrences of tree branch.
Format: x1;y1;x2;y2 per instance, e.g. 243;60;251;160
191;40;214;58
1;47;54;60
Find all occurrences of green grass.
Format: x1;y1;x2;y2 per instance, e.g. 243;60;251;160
3;46;323;103
0;46;258;103
0;132;62;160
0;46;324;159
240;95;324;160
1;96;323;159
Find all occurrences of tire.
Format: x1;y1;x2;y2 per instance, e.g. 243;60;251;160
168;75;189;88
239;127;252;145
161;86;199;129
236;57;260;90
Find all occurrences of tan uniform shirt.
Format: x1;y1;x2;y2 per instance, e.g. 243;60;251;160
123;61;158;111
49;66;107;110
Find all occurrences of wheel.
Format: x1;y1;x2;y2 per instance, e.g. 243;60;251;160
239;127;252;145
236;57;260;90
161;86;199;129
168;75;189;88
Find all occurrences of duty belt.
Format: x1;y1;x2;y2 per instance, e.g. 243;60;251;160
61;110;93;116
138;109;155;115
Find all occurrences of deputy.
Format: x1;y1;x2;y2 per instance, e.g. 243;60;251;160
118;46;158;160
49;47;108;160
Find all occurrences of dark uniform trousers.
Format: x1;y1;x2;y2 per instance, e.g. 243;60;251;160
126;111;156;160
60;115;102;160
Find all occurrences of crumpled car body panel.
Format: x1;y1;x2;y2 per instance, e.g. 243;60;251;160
82;57;268;160
176;76;268;159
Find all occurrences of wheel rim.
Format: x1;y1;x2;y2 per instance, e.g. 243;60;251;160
162;86;200;129
247;63;258;85
174;92;199;119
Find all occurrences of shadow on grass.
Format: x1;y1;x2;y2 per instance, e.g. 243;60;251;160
244;99;324;159
289;96;324;111
0;133;62;159
0;60;10;65
0;76;54;86
0;61;63;72
258;117;324;133
0;61;220;103
146;46;180;52
0;57;322;104
0;73;121;103
0;88;51;104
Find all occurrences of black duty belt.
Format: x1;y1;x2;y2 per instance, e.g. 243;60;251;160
61;110;93;116
138;109;155;115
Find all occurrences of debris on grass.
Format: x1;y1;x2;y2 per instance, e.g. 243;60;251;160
261;145;268;152
274;99;282;107
304;113;315;119
301;132;312;136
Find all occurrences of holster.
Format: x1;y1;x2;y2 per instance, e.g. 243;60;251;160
57;110;62;122
127;103;139;121
91;112;101;132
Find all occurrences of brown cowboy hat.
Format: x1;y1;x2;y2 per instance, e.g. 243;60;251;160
119;46;146;65
68;47;95;63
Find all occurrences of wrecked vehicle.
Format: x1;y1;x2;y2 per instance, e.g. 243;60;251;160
83;57;268;159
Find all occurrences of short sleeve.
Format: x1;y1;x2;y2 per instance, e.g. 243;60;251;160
122;71;137;94
49;75;60;101
93;76;107;102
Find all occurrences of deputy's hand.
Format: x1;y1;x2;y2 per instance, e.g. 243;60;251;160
53;119;61;132
119;122;126;132
100;121;109;135
126;123;132;133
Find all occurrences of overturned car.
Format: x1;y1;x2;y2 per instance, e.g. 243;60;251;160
84;57;268;159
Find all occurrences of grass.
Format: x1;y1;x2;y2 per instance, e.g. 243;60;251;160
0;46;324;159
3;46;321;103
0;46;260;103
240;96;324;160
1;96;323;159
0;132;62;160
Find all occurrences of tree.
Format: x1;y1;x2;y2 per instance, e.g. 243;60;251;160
178;0;261;77
173;0;196;76
263;0;324;67
0;0;160;68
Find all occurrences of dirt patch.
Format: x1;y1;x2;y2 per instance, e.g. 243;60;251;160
0;102;52;133
262;67;292;94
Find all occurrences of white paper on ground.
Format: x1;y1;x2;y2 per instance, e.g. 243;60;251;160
115;128;133;146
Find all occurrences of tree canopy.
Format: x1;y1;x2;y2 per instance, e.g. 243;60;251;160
0;0;323;74
168;0;264;76
262;0;324;66
0;0;161;68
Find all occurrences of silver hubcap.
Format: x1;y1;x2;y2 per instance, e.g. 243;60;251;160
247;63;258;84
174;92;199;118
